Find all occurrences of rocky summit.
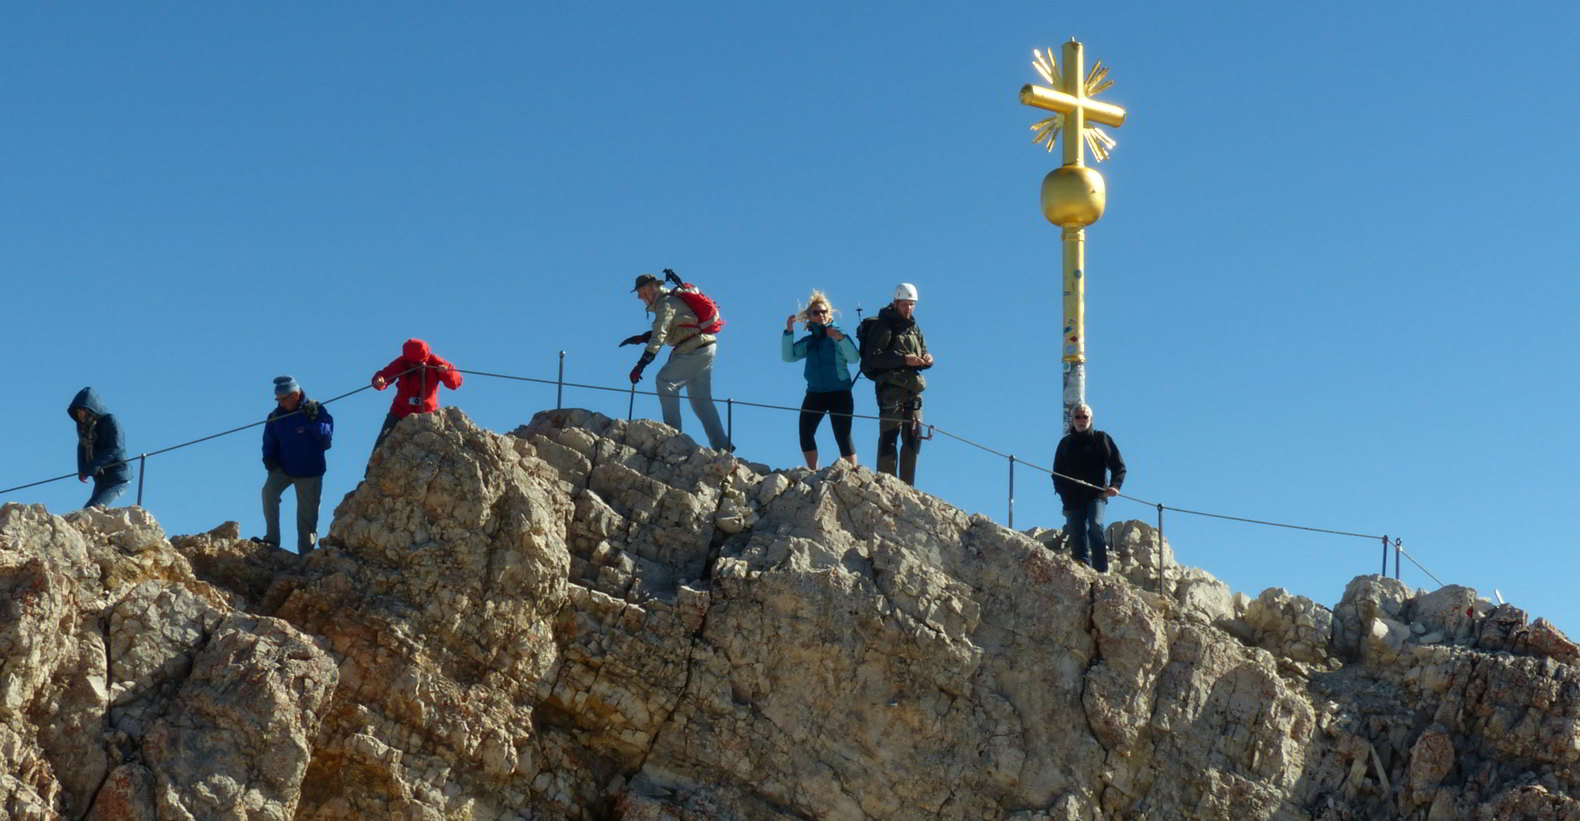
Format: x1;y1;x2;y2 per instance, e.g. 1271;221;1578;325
1;407;1576;820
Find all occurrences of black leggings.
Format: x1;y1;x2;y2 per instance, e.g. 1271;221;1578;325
799;389;855;456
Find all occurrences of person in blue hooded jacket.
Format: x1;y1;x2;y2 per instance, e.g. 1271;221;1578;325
782;290;860;469
259;375;334;552
67;387;133;508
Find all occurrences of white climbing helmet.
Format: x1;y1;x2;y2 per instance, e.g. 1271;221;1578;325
894;282;919;302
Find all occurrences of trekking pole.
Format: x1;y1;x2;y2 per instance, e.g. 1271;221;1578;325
851;304;866;384
556;351;565;410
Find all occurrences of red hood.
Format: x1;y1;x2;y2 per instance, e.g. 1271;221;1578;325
402;338;431;363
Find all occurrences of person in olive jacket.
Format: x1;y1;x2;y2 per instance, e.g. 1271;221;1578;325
860;283;933;485
782;289;860;469
67;387;133;509
1052;402;1126;573
621;272;731;451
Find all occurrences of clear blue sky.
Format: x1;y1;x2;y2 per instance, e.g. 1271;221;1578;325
6;4;1578;634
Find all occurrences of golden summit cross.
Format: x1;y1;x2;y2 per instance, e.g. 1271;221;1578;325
1018;39;1127;431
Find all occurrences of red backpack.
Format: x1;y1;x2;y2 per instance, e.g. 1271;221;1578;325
663;269;725;334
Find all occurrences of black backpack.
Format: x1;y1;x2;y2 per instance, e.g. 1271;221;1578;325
855;316;886;380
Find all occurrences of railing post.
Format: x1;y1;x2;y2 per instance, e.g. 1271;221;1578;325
1393;539;1401;581
136;454;147;506
556;351;565;410
1380;534;1389;577
1007;455;1016;528
726;398;733;443
1155;502;1166;597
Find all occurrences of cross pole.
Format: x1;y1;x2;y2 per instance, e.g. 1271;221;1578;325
1019;39;1126;432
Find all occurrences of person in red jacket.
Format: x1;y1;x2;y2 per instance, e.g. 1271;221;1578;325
370;338;463;451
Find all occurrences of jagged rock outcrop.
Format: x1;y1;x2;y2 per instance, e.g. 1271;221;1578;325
1;407;1576;819
0;506;336;820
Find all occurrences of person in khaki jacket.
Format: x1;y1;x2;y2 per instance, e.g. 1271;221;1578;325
621;272;733;451
859;283;933;485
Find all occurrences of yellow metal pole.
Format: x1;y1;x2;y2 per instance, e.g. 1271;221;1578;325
1062;227;1086;427
1060;39;1086;429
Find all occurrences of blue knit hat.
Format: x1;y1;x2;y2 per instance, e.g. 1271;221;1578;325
273;375;300;397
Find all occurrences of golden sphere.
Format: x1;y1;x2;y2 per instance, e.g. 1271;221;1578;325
1040;164;1107;228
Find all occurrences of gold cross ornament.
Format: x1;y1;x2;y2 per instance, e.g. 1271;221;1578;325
1019;40;1127;229
1021;41;1127;165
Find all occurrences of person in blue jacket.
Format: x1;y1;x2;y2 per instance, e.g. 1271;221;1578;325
259;376;334;552
782;290;860;469
68;387;133;509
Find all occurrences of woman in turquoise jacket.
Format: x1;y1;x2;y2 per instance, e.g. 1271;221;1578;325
782;290;860;469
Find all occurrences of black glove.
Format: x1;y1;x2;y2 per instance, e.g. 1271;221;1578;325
264;457;280;473
630;350;656;383
619;332;653;347
304;401;320;421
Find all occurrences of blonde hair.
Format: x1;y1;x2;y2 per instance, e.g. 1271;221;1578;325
797;290;838;324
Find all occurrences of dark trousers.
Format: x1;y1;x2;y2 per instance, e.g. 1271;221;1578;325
373;412;401;451
799;389;855;457
876;389;922;485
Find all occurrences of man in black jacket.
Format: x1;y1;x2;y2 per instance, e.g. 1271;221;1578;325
1052;403;1126;572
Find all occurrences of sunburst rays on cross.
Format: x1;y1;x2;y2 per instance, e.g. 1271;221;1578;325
1027;47;1119;161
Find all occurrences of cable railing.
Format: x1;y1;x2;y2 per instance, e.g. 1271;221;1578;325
4;357;1434;595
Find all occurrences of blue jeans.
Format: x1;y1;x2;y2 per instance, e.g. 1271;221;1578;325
1064;498;1108;573
85;480;130;509
656;345;731;451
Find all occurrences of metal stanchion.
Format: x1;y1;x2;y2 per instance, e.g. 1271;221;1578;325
1156;502;1166;596
556;351;565;409
1007;455;1016;528
136;455;147;506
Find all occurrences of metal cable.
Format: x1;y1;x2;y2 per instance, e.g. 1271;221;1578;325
1153;505;1380;540
467;367;1395;540
0;374;400;496
1396;545;1446;587
5;363;1441;588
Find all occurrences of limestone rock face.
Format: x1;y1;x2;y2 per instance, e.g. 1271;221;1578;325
0;503;336;821
2;407;1577;820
